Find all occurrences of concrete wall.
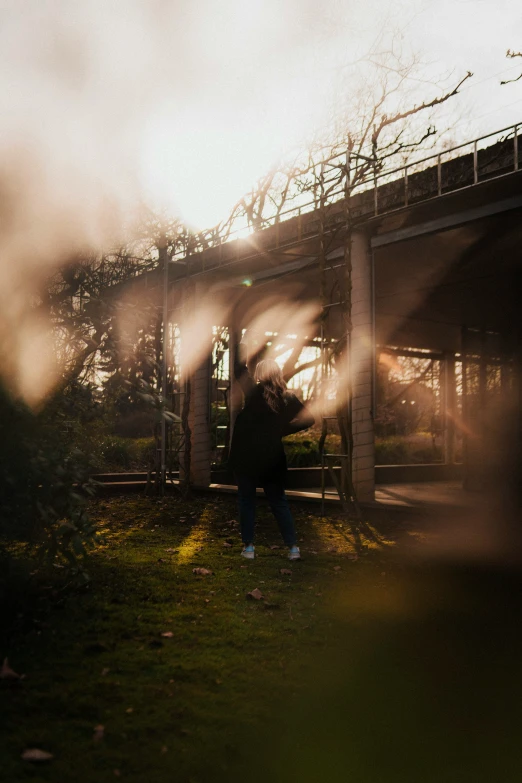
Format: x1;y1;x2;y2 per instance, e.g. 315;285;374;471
188;357;212;486
179;283;212;487
351;230;375;501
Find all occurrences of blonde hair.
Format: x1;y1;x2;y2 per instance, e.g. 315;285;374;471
255;359;287;412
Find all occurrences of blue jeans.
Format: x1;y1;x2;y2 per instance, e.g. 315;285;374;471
236;474;297;547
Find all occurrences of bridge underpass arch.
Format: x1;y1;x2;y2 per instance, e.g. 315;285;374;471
372;197;522;505
165;179;522;511
105;126;522;509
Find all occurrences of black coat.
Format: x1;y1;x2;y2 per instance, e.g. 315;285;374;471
229;362;315;482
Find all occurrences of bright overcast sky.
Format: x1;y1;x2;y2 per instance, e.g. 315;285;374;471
406;0;522;136
144;0;522;225
318;0;522;138
0;0;521;232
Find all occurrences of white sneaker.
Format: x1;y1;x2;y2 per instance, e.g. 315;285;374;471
241;545;255;559
288;546;301;561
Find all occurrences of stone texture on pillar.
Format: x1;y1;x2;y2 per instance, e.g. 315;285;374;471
178;282;212;488
444;355;457;464
187;356;212;487
350;231;375;502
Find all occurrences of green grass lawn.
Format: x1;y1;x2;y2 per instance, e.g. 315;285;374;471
0;494;397;783
3;494;522;783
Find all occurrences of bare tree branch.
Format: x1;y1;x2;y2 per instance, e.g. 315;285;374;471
371;71;473;147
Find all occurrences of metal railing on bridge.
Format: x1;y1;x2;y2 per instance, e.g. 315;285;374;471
177;121;521;272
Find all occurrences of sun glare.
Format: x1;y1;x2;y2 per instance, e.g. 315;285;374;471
135;2;350;229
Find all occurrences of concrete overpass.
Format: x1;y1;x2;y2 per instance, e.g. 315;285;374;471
134;123;522;504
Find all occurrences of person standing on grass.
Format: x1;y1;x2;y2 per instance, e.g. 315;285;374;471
229;338;315;561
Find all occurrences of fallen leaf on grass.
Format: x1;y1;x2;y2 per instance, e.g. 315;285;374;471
93;725;104;742
270;545;280;550
126;707;134;714
346;554;359;561
247;588;264;600
192;568;213;576
280;569;292;575
223;542;232;548
157;558;166;563
161;632;174;638
333;566;342;571
1;658;21;680
21;749;53;762
101;668;110;676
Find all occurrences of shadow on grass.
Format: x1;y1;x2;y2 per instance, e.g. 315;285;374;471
238;560;522;783
2;492;377;782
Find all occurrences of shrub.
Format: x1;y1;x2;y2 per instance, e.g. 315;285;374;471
283;431;342;467
93;435;156;471
374;437;409;465
410;445;443;463
375;434;443;464
0;386;97;578
285;439;321;467
112;410;155;438
97;435;135;469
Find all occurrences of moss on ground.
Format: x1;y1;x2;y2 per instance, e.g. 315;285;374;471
0;494;399;783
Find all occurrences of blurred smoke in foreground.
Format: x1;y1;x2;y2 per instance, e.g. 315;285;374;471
221;396;522;783
0;0;354;404
2;4;522;776
241;563;522;783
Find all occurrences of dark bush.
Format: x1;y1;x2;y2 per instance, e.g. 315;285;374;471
283;430;341;467
0;386;97;578
95;435;155;471
374;435;443;464
112;410;155;438
374;437;409;465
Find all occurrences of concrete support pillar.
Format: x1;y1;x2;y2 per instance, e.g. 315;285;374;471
188;354;212;487
444;354;457;464
179;283;212;488
351;231;375;502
